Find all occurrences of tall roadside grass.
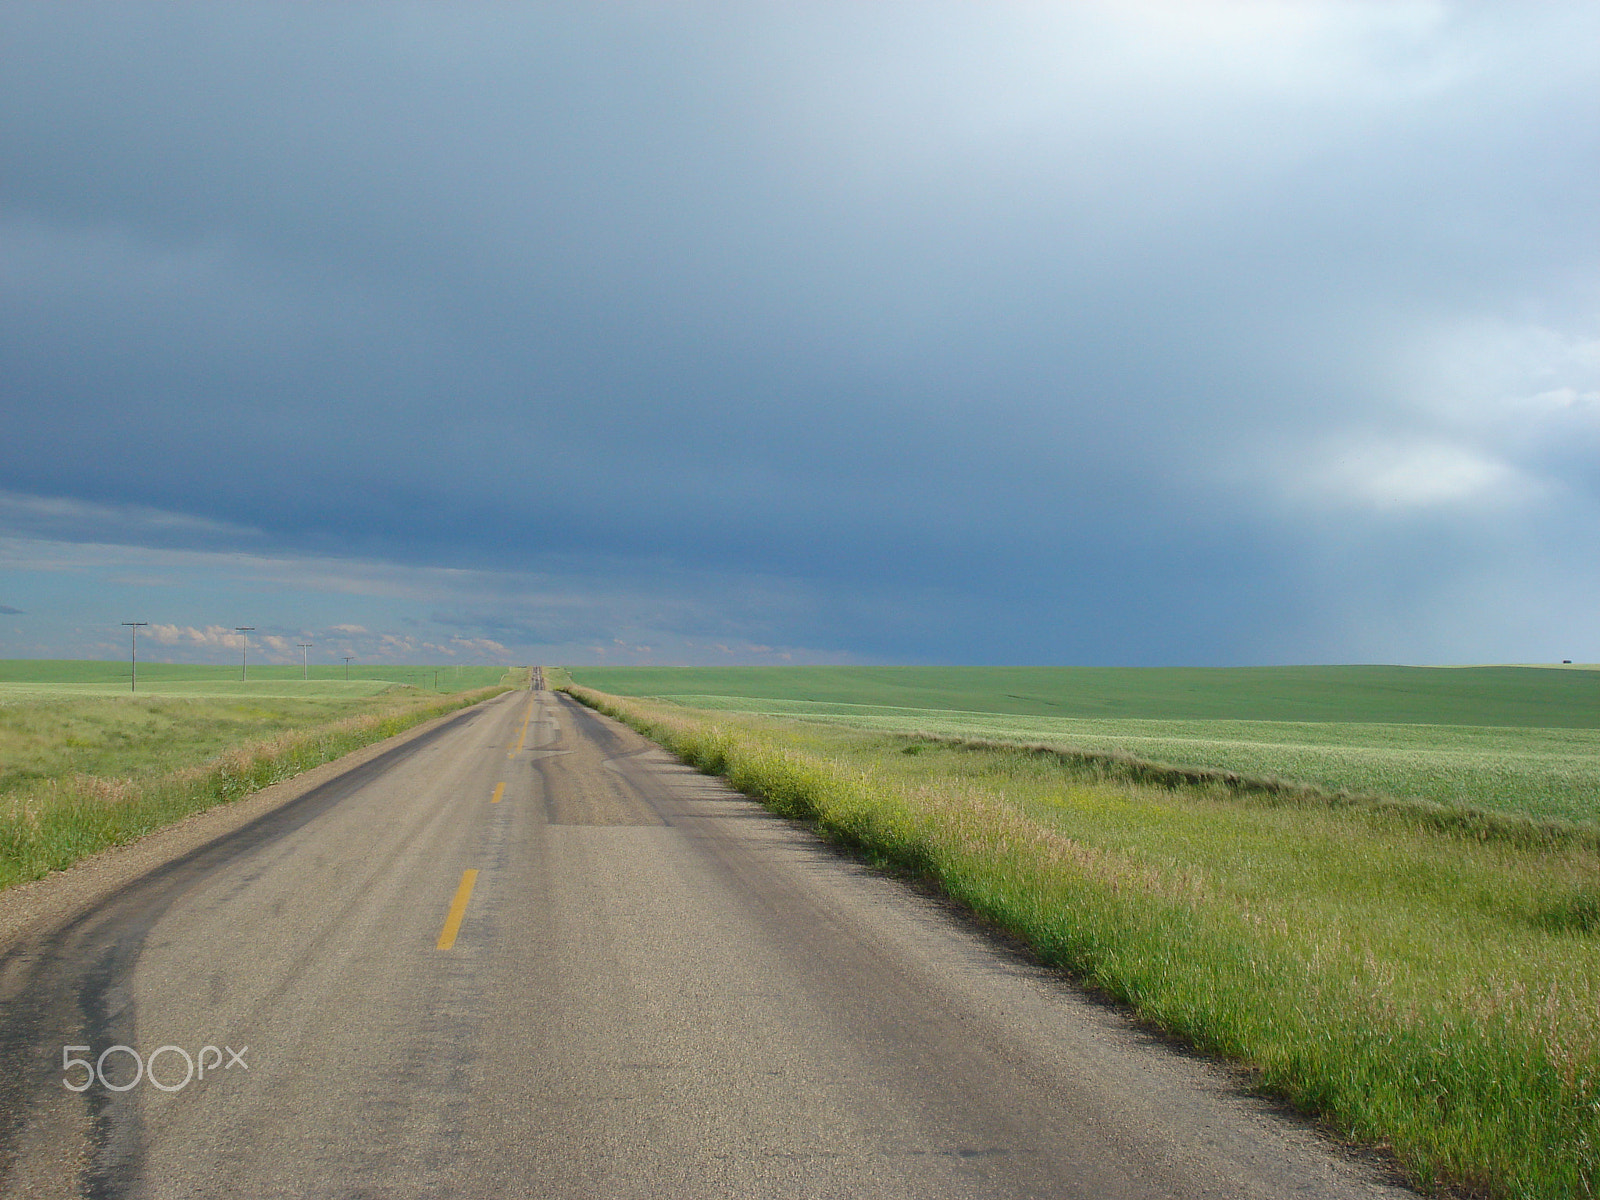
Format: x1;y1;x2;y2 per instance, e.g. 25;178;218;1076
565;685;1599;1200
0;685;511;890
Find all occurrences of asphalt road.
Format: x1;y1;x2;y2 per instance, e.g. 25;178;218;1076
0;676;1415;1198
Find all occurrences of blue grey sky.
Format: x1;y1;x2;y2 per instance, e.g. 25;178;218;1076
2;3;1597;667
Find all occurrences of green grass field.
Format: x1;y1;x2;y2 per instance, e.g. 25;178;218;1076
566;664;1600;726
566;666;1600;825
0;661;525;890
0;659;508;699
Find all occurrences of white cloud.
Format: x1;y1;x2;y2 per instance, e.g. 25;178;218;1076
1411;318;1600;427
146;623;244;649
449;636;508;656
1303;440;1531;512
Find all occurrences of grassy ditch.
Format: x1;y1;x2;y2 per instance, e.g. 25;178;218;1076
564;684;1599;1200
640;697;1600;827
0;676;520;891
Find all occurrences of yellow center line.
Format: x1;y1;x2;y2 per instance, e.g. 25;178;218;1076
436;869;479;950
491;782;505;804
507;699;535;758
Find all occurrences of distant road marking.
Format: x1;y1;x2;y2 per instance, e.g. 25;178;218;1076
491;782;505;804
436;870;479;950
508;706;532;758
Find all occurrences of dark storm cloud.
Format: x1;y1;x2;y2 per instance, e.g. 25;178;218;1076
2;3;1598;664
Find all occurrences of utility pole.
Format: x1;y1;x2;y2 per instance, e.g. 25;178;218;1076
298;643;313;680
344;656;353;681
235;627;254;682
122;622;148;692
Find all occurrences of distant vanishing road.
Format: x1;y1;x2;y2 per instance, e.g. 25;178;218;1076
0;675;1415;1198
